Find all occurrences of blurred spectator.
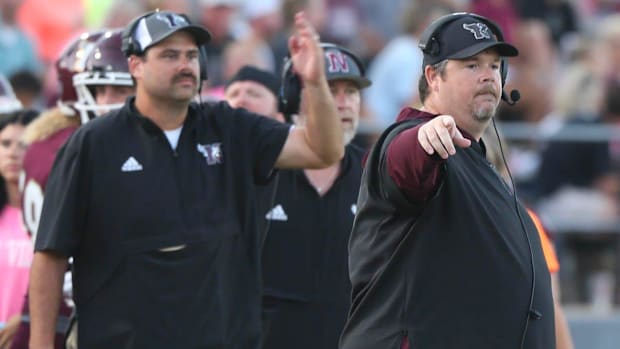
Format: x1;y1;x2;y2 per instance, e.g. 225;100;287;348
100;1;147;28
223;40;273;80
602;79;620;196
515;0;578;46
16;0;85;64
496;20;562;200
0;108;38;349
363;3;451;128
355;0;468;62
0;0;41;77
323;0;361;45
198;0;242;87
238;0;283;72
596;14;620;81
500;19;558;124
203;40;274;100
598;0;620;13
9;71;43;110
82;0;115;28
354;0;403;63
146;0;191;13
471;0;520;42
271;0;328;75
535;61;617;222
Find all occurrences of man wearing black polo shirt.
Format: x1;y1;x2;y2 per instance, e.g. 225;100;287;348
28;10;343;349
341;13;555;349
224;65;284;243
224;65;283;123
261;44;371;349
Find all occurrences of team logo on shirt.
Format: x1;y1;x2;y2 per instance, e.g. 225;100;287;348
197;143;223;165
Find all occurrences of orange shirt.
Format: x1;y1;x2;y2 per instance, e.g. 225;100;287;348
16;0;86;63
528;209;560;273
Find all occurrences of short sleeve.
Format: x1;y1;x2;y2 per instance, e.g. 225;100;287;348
34;130;90;257
233;108;290;184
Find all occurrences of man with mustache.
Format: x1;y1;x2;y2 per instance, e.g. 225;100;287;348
340;13;555;349
260;43;370;349
28;10;342;349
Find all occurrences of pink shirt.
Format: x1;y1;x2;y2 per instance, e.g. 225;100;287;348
0;205;32;326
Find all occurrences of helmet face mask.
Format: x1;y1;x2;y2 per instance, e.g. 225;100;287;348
73;29;134;123
0;74;23;114
55;31;106;115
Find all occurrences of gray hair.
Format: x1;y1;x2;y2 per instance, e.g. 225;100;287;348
418;59;448;103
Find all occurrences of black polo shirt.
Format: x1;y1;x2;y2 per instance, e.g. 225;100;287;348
261;144;364;349
35;97;290;349
341;118;555;349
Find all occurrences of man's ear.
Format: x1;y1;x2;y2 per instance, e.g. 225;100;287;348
128;55;143;81
425;64;440;93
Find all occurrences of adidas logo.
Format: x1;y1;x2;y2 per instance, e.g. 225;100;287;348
265;204;288;221
121;156;143;172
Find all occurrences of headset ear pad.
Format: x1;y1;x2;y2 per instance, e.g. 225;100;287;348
500;58;508;88
278;57;302;119
121;16;143;56
121;11;158;57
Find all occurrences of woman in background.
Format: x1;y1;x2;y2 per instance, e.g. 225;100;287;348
0;110;39;349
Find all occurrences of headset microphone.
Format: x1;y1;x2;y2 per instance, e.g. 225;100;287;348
502;89;521;106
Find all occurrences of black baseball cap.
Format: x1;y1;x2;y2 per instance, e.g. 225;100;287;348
422;15;518;67
226;66;280;96
126;11;211;55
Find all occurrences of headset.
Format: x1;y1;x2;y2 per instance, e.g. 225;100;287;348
121;11;209;82
418;12;520;105
278;43;367;118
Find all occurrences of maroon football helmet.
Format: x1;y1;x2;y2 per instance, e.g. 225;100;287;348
73;29;133;123
0;73;22;114
55;30;106;114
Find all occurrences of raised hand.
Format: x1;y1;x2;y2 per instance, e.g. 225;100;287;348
288;12;324;87
418;115;471;159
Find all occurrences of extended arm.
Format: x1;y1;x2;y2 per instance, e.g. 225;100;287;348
28;251;68;349
275;12;343;169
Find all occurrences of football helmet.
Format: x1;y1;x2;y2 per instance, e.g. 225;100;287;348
0;73;22;114
73;29;133;123
55;30;106;116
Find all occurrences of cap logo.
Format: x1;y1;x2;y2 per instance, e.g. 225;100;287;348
153;13;189;29
462;22;491;40
326;51;349;73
